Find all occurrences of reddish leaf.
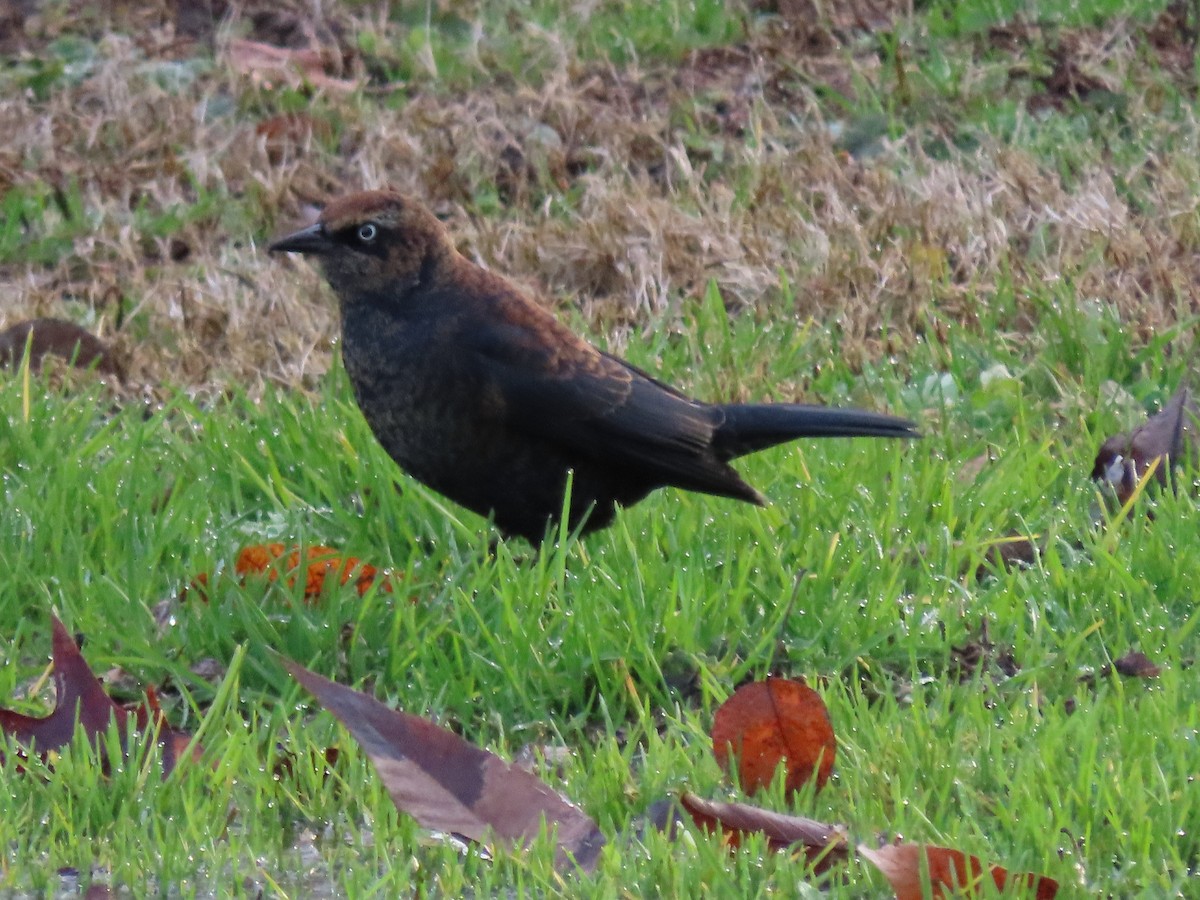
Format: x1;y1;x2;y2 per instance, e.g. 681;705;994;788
0;617;126;754
284;659;604;873
1092;387;1198;507
678;792;850;872
712;677;835;796
859;842;1059;899
0;618;198;776
180;571;211;602
131;686;204;776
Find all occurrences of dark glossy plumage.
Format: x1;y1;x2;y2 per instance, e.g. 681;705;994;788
271;190;917;543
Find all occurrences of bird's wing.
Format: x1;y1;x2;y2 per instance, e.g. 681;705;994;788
463;319;737;489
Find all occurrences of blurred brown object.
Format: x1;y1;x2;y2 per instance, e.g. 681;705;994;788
0;317;122;378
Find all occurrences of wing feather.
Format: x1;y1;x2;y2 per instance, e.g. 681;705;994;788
462;321;738;491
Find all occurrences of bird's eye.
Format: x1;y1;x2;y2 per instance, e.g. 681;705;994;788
357;223;378;243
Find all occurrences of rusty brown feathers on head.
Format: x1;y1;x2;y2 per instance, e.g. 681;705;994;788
270;190;450;302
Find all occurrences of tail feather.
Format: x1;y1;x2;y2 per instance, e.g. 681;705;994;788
713;403;918;460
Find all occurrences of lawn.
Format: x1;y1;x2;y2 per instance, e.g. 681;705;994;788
0;0;1197;895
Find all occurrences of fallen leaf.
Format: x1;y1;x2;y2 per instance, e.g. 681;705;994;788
226;38;358;93
975;534;1040;580
1108;650;1162;679
859;842;1059;899
272;744;343;781
0;617;126;756
256;113;333;164
678;792;850;871
179;571;210;602
131;686;204;775
0;318;121;377
1027;44;1120;114
284;659;605;873
0;617;197;776
234;543;397;601
711;677;835;796
950;619;1020;683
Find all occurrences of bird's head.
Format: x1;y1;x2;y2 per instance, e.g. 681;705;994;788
269;190;448;304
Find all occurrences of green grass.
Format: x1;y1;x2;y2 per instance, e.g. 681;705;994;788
2;0;1199;895
2;290;1197;895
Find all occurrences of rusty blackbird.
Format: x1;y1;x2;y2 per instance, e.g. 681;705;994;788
270;190;916;543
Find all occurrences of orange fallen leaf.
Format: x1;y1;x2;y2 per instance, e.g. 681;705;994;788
859;842;1059;899
712;677;835;796
235;542;395;600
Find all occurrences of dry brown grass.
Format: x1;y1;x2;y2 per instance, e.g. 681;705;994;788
1;1;1197;397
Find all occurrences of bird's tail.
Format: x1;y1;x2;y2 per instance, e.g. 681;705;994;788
713;403;918;460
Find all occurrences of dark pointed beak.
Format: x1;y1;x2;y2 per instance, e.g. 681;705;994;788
269;223;331;255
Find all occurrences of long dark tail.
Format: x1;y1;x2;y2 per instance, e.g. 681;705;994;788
713;403;918;460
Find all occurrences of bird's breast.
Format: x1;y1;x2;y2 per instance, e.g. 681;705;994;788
340;304;499;485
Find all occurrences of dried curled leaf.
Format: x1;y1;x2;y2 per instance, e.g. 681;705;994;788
678;792;849;872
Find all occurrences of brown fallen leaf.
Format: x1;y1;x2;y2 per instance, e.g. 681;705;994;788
859;841;1059;899
678;792;850;872
1092;386;1198;508
0;617;127;756
950;619;1021;684
0;617;197;776
1145;0;1199;75
1107;650;1162;679
226;38;358;93
956;450;993;485
272;744;342;782
283;659;605;873
132;686;203;775
1027;44;1117;114
0;318;122;377
974;533;1040;580
256;113;334;164
711;677;835;797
